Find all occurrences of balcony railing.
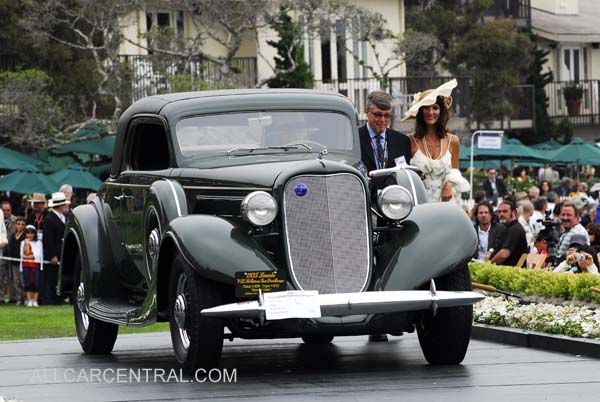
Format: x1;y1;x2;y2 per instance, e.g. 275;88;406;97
122;55;257;103
546;80;600;127
487;0;531;30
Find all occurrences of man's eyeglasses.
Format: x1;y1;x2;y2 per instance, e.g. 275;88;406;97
369;111;392;120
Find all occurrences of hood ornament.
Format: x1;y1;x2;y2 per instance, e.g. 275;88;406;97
317;149;328;160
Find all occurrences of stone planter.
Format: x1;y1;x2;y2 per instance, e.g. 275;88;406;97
566;99;582;116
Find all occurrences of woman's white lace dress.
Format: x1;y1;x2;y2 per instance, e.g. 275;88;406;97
410;135;470;204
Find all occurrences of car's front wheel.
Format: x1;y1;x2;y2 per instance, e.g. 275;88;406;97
416;263;473;364
73;251;118;354
169;255;224;373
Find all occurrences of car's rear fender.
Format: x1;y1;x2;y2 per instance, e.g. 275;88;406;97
378;202;477;291
60;199;122;300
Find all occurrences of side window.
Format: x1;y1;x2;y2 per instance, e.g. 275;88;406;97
129;123;170;171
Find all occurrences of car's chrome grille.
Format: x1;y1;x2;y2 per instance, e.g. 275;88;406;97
283;173;370;294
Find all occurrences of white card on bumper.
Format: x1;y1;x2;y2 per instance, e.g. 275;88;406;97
263;290;321;320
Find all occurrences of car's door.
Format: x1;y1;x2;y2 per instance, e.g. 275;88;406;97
119;117;173;299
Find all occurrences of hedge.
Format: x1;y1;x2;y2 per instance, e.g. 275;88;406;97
469;261;600;304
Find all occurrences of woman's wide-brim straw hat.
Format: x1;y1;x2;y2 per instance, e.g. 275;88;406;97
400;78;458;122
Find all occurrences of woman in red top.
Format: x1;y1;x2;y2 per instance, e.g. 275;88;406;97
20;225;43;307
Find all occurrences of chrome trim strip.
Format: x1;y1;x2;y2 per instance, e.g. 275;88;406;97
105;182;149;189
403;169;419;206
201;288;485;319
183;186;272;191
195;195;245;201
165;179;182;217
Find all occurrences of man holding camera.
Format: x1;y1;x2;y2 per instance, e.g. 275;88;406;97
555;203;589;262
553;234;599;274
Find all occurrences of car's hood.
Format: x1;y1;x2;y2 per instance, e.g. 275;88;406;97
174;153;360;189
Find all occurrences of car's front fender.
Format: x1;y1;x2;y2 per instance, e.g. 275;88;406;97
378;202;477;291
164;215;278;284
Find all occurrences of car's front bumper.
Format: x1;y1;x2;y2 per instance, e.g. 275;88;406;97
201;279;484;321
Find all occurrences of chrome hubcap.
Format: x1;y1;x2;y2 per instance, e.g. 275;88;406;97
174;274;190;349
77;282;89;330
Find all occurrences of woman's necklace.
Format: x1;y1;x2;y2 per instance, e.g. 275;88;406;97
422;135;444;160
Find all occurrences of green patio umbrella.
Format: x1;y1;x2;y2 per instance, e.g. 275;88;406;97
49;164;103;191
0;147;46;171
548;137;600;180
531;140;563;150
0;166;60;194
53;135;116;157
460;138;549;162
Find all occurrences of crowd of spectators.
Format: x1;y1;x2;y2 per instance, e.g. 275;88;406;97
0;185;75;306
471;164;600;275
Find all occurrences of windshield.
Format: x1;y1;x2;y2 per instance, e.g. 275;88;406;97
175;111;353;157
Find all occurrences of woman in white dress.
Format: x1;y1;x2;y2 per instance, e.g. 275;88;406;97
401;79;469;204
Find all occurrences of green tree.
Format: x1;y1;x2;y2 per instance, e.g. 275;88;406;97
447;19;534;127
0;69;64;148
266;10;314;88
517;42;556;145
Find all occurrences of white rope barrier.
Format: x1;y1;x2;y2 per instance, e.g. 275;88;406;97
0;255;59;265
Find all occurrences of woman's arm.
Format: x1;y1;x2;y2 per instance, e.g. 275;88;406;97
449;134;460;169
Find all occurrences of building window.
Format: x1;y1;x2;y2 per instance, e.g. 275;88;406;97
321;29;332;82
562;46;581;81
336;20;347;81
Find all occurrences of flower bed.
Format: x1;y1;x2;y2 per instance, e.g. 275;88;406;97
474;296;600;339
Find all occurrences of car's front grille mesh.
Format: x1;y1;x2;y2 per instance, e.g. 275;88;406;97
283;174;370;294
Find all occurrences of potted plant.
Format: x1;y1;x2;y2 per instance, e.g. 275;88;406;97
563;82;583;116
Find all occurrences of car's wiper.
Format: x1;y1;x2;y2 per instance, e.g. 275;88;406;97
226;143;312;155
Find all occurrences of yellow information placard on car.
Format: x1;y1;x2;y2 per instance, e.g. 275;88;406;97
235;270;287;298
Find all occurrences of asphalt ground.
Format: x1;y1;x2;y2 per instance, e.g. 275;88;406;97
1;330;599;402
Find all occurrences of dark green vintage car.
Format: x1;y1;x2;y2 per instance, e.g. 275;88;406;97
58;89;482;373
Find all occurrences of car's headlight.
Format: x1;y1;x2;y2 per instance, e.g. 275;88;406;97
377;185;413;221
241;191;278;226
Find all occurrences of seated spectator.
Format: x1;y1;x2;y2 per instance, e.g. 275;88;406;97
554;177;574;198
553;235;599;275
517;201;534;247
539;180;552;196
575;181;589;198
473;201;504;261
530;196;548;236
486;201;528;266
529;186;540;201
585;222;600;254
555;203;589;262
571;195;592;227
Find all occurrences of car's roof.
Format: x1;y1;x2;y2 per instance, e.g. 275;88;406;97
112;89;359;178
131;89;351;113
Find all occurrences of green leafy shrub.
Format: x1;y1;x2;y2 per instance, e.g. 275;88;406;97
469;261;600;303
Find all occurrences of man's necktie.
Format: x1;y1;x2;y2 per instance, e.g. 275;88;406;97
375;134;385;169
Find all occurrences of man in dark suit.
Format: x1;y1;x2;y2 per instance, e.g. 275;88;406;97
473;201;505;260
359;90;411;174
41;192;69;305
359;91;411;343
482;168;507;202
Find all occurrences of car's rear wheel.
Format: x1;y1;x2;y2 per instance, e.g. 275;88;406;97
301;335;334;344
416;263;473;364
73;251;118;354
169;254;224;373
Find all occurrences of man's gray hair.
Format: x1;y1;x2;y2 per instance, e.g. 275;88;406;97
60;184;73;193
366;90;393;111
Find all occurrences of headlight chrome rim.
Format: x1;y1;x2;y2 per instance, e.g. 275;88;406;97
377;185;413;221
241;191;278;226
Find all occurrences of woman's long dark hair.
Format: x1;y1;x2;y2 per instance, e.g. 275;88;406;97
414;96;450;139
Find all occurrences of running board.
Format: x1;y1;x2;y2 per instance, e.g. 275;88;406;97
201;280;485;320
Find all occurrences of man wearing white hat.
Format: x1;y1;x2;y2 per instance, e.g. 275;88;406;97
41;192;70;305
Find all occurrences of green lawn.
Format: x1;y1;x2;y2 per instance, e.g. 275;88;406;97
0;305;169;341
